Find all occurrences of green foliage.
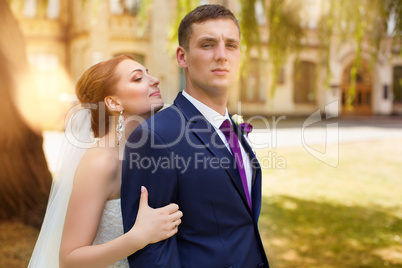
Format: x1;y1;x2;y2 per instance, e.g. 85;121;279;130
264;0;304;97
167;0;199;54
387;0;402;37
239;0;401;101
135;0;151;37
166;1;401;101
237;1;305;98
317;0;399;108
238;0;263;91
11;0;401;102
238;0;305;97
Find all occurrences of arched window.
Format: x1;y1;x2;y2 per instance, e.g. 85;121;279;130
293;61;316;103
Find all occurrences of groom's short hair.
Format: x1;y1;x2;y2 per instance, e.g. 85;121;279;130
178;4;240;51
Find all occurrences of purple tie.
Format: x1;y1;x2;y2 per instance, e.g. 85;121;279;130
220;119;251;209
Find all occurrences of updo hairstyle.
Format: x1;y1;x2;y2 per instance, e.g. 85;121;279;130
75;55;134;138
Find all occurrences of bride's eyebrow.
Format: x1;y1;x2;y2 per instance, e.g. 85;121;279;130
129;69;149;77
129;69;143;76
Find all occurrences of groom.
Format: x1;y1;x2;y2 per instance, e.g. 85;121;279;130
121;4;269;268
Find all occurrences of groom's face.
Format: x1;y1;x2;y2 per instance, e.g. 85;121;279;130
179;18;240;97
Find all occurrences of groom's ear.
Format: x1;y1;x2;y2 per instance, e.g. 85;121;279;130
176;46;188;68
104;96;122;112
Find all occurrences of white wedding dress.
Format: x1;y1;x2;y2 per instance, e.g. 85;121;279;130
29;109;130;268
93;199;129;268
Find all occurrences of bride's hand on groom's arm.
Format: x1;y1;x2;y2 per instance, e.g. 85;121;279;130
128;186;183;249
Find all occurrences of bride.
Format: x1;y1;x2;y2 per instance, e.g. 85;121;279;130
29;55;183;268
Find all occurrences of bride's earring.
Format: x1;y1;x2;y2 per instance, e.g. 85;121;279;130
116;110;124;145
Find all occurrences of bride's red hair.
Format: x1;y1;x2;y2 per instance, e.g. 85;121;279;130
75;55;134;138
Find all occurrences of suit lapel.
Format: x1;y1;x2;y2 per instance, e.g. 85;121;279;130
174;93;251;213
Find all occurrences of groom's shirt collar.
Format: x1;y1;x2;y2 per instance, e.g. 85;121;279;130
182;90;231;130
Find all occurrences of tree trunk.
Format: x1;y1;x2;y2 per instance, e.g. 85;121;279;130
0;0;52;229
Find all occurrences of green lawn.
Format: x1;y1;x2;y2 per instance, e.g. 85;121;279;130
1;138;401;267
258;138;402;267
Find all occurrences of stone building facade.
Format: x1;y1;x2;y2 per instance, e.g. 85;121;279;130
9;0;402;129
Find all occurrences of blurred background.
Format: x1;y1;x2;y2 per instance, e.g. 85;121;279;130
0;0;401;267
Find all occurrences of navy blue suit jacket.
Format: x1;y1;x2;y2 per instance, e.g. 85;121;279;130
121;92;269;268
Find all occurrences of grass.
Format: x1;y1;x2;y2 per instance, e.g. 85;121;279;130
258;138;402;267
1;138;401;267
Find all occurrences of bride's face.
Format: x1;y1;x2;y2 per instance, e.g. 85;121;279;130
114;59;164;117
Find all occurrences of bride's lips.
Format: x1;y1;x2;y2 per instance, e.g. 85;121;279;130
150;90;161;97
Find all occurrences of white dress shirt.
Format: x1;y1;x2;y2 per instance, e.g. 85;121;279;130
182;90;253;198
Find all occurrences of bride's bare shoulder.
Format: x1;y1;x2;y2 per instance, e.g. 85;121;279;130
75;147;119;183
69;147;121;214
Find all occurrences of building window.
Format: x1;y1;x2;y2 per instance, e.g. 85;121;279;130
46;0;60;19
22;0;60;19
240;59;266;102
110;0;141;16
393;66;402;103
294;61;316;103
23;0;37;18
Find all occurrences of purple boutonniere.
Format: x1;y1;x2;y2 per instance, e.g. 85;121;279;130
239;122;253;137
232;114;253;137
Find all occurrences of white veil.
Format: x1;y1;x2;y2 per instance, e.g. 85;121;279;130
29;106;95;268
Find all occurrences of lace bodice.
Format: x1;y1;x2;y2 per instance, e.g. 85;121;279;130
93;199;129;268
